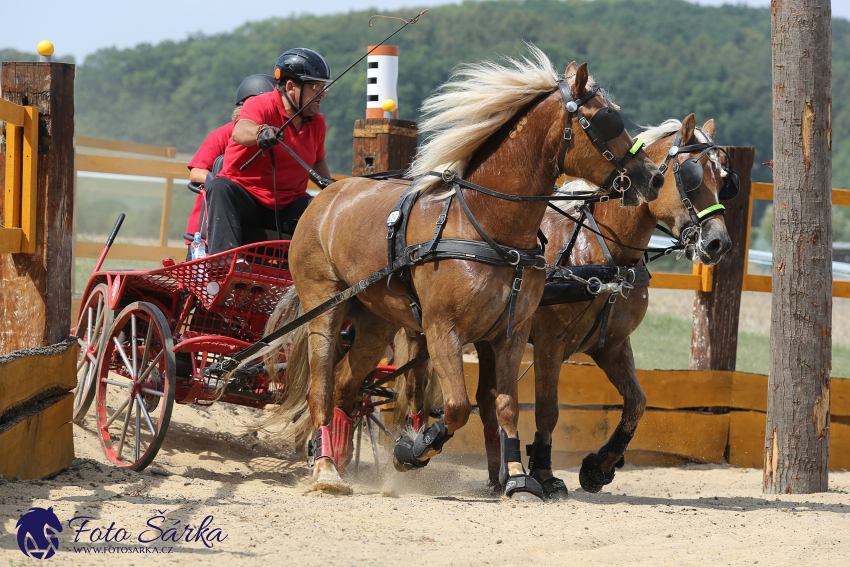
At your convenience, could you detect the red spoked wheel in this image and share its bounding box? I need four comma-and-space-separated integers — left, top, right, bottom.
95, 302, 176, 471
72, 284, 114, 424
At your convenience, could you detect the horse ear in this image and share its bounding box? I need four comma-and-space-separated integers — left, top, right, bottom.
680, 114, 696, 145
702, 119, 716, 141
565, 61, 577, 76
572, 63, 589, 98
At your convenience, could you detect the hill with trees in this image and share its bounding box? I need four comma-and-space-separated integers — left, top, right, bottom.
4, 0, 850, 239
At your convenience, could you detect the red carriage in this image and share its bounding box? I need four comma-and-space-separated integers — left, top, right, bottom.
71, 218, 395, 471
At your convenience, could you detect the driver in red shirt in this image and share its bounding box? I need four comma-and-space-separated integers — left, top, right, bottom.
206, 48, 333, 254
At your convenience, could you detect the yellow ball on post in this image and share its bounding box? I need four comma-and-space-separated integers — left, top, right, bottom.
382, 99, 397, 113
37, 41, 54, 56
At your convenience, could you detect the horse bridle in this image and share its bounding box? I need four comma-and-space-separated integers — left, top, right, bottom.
658, 129, 740, 246
556, 82, 646, 194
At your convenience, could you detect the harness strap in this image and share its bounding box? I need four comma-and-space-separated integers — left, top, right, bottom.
424, 194, 454, 254
452, 182, 520, 265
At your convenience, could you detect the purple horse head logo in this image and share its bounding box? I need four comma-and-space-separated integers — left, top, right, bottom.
16, 506, 63, 559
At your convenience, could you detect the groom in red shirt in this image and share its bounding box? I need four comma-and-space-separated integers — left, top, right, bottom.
206, 48, 333, 254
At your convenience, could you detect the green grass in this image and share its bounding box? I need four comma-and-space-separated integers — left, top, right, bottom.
630, 311, 850, 378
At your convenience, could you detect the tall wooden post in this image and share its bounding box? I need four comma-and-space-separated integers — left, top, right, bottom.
0, 63, 75, 353
765, 0, 832, 493
689, 147, 754, 371
352, 119, 418, 176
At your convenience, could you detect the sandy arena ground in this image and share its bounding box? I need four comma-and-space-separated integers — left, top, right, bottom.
2, 398, 849, 567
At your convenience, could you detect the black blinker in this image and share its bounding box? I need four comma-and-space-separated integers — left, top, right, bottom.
678, 158, 704, 193
719, 168, 740, 200
589, 105, 625, 143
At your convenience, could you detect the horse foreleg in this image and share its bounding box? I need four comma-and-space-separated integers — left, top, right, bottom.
393, 325, 469, 472
491, 323, 544, 503
525, 333, 569, 500
474, 341, 502, 490
580, 337, 646, 493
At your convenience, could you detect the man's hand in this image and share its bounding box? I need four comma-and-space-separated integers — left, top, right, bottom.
316, 176, 335, 189
257, 126, 281, 150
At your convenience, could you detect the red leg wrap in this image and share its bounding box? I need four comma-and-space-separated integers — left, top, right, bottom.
332, 408, 354, 466
309, 425, 334, 466
408, 409, 426, 433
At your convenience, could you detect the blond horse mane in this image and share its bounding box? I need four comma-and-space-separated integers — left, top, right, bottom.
408, 43, 587, 194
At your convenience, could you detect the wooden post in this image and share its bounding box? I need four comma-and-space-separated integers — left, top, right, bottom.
689, 147, 754, 371
352, 118, 417, 176
765, 0, 832, 494
0, 63, 75, 354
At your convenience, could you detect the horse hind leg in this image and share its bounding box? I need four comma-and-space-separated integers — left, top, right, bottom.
391, 329, 431, 435
331, 301, 399, 472
304, 303, 353, 494
579, 338, 646, 493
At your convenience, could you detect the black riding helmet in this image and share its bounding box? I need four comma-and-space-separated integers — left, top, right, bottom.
235, 74, 277, 106
274, 48, 332, 84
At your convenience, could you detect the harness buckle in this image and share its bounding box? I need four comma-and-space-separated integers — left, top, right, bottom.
436, 214, 447, 226
512, 277, 523, 292
608, 292, 618, 304
682, 197, 694, 211
599, 195, 610, 203
563, 127, 573, 141
603, 150, 615, 161
441, 170, 456, 183
508, 249, 522, 266
579, 117, 590, 130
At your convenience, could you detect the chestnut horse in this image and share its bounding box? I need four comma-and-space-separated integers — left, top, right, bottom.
397, 114, 733, 498
267, 46, 663, 496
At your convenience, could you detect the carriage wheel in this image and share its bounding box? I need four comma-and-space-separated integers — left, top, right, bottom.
95, 302, 176, 471
72, 284, 113, 424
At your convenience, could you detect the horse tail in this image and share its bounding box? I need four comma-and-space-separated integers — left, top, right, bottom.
249, 286, 314, 448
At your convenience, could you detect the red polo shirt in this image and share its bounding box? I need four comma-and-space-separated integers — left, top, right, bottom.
184, 122, 234, 242
218, 90, 326, 209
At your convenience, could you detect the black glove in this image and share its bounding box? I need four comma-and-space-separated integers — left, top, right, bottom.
257, 126, 280, 150
317, 176, 335, 189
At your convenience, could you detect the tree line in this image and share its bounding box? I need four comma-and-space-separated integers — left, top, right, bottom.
3, 0, 850, 239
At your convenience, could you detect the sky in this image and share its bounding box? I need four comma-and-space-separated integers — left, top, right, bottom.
2, 0, 848, 62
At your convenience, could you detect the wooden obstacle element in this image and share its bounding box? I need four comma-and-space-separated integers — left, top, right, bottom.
0, 338, 76, 479
438, 359, 850, 470
351, 118, 418, 176
0, 62, 76, 353
690, 146, 754, 371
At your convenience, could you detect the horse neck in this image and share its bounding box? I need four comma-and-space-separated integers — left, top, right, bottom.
589, 137, 674, 265
589, 199, 655, 266
460, 92, 564, 250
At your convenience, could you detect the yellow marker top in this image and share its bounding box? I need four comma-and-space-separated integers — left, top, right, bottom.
382, 99, 397, 112
37, 41, 54, 56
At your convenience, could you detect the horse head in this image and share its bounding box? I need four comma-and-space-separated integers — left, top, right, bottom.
561, 61, 664, 204
646, 114, 733, 266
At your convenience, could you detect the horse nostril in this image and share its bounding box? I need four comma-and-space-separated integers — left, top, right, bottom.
705, 238, 724, 256
651, 173, 665, 190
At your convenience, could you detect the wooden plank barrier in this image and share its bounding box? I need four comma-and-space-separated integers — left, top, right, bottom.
436, 360, 850, 470
0, 338, 77, 480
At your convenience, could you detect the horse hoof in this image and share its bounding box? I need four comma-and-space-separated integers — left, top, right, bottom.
579, 452, 615, 493
540, 477, 569, 500
392, 435, 429, 472
510, 491, 544, 503
307, 460, 353, 495
504, 474, 545, 503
